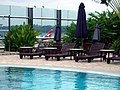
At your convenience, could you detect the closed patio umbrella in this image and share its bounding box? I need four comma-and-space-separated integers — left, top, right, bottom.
75, 2, 88, 47
54, 25, 62, 51
93, 24, 100, 42
54, 25, 61, 43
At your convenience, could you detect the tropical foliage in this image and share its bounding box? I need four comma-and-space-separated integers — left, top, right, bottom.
62, 22, 82, 47
3, 23, 41, 51
62, 10, 120, 49
108, 0, 120, 18
92, 0, 120, 18
110, 39, 120, 53
87, 10, 120, 48
62, 22, 76, 43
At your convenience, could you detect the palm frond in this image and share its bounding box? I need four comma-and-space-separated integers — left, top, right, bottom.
108, 0, 120, 18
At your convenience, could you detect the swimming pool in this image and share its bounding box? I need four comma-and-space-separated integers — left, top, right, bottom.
0, 66, 120, 90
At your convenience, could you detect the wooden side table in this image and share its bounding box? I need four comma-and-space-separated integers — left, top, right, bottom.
69, 48, 84, 60
99, 49, 115, 61
20, 47, 33, 53
43, 47, 57, 55
19, 47, 33, 59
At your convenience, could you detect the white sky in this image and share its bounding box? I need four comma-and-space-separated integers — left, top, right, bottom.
0, 0, 112, 12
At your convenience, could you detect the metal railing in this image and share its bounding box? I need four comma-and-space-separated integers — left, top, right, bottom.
0, 14, 77, 51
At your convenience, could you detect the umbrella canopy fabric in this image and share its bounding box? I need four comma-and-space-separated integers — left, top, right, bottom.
54, 25, 61, 43
75, 2, 88, 38
93, 24, 100, 42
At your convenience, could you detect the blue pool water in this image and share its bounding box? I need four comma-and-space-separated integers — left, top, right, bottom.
0, 67, 120, 90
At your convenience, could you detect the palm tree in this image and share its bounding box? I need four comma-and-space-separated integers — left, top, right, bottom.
92, 0, 120, 18
108, 0, 120, 18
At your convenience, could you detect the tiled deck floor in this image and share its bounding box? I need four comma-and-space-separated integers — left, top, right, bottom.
0, 53, 120, 76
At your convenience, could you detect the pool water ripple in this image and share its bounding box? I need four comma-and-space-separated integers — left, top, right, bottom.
0, 67, 120, 90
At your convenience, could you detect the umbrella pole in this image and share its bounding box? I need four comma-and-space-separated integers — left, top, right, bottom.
82, 38, 84, 48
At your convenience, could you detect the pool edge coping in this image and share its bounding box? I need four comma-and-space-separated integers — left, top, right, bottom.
0, 64, 120, 77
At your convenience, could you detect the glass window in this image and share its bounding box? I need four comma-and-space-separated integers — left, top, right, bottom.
0, 5, 9, 15
11, 18, 27, 26
68, 10, 77, 19
61, 10, 77, 19
61, 20, 77, 36
33, 19, 56, 34
33, 8, 41, 17
0, 17, 8, 40
33, 7, 56, 18
62, 10, 68, 19
11, 6, 27, 16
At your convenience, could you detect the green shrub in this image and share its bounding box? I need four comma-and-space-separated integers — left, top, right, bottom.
87, 11, 120, 47
110, 39, 120, 53
3, 23, 41, 51
62, 22, 81, 47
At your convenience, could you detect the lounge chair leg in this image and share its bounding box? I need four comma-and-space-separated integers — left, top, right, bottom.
45, 56, 49, 60
107, 59, 110, 64
100, 58, 102, 62
100, 57, 103, 62
30, 55, 33, 59
20, 55, 23, 59
103, 56, 106, 61
88, 59, 91, 63
57, 57, 60, 61
39, 55, 41, 57
75, 58, 78, 62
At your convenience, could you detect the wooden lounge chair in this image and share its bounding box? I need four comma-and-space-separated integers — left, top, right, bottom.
19, 44, 44, 59
44, 43, 76, 61
75, 42, 105, 63
107, 50, 120, 64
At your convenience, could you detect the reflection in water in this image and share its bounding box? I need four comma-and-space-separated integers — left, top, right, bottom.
0, 67, 35, 90
21, 68, 35, 90
54, 70, 62, 89
74, 72, 87, 90
0, 67, 120, 90
58, 71, 77, 90
85, 73, 120, 90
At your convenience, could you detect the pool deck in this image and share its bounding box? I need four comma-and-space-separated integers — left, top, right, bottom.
0, 53, 120, 76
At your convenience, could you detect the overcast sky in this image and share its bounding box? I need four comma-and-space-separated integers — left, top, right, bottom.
0, 0, 112, 12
